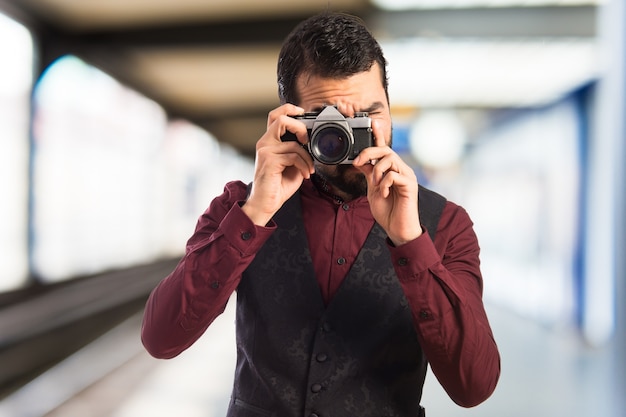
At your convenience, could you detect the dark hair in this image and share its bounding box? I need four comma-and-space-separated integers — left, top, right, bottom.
277, 12, 389, 105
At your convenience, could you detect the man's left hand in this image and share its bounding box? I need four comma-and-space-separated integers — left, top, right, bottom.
353, 120, 422, 246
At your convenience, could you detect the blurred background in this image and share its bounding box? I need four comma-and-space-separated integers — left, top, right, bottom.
0, 0, 624, 416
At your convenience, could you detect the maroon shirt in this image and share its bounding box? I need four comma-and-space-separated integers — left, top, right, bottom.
142, 179, 500, 407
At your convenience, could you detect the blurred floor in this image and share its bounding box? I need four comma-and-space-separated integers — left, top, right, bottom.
422, 305, 623, 417
3, 296, 623, 417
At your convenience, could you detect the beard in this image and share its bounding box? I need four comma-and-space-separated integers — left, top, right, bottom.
313, 128, 393, 201
314, 164, 368, 200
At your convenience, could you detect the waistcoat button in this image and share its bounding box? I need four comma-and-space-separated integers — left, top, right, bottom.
316, 353, 328, 362
311, 383, 322, 393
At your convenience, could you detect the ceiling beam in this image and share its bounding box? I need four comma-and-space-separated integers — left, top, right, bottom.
371, 6, 597, 39
49, 15, 318, 49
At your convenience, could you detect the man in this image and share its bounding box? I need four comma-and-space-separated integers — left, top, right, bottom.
142, 12, 500, 417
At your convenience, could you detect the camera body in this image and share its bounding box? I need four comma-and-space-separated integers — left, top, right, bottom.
281, 105, 373, 165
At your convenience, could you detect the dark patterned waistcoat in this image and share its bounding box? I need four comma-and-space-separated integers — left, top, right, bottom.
227, 186, 445, 417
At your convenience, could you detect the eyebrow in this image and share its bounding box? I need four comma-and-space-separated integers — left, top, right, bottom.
361, 101, 386, 113
312, 101, 386, 115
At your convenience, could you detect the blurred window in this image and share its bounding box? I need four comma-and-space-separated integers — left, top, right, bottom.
30, 55, 254, 282
452, 98, 583, 326
0, 13, 33, 291
31, 55, 169, 282
160, 120, 253, 256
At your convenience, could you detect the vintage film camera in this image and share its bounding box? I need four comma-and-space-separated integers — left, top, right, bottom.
281, 105, 373, 165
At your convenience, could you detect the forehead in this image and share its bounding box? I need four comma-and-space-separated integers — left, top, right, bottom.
295, 64, 387, 111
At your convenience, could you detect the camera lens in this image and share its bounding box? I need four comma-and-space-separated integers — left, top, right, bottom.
310, 126, 351, 164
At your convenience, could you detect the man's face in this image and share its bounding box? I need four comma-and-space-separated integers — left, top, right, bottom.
295, 63, 392, 199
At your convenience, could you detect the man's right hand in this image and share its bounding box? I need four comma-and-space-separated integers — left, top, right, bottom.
241, 104, 314, 226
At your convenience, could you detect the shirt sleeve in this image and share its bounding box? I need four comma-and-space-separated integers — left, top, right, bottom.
141, 181, 276, 359
389, 202, 501, 408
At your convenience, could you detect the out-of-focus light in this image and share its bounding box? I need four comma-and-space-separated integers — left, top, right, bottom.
409, 110, 466, 169
372, 0, 602, 10
0, 13, 33, 96
0, 12, 32, 291
383, 38, 598, 108
581, 0, 624, 348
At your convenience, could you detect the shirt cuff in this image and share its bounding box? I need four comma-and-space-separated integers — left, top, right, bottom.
388, 228, 441, 280
221, 201, 276, 256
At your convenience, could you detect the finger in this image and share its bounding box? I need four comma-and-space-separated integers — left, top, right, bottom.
380, 167, 418, 200
353, 151, 394, 187
353, 147, 384, 168
372, 169, 405, 199
288, 151, 315, 178
257, 144, 314, 178
262, 113, 309, 147
279, 115, 310, 145
273, 140, 315, 173
267, 103, 310, 146
267, 103, 305, 128
378, 170, 401, 198
375, 158, 393, 183
371, 118, 389, 147
368, 154, 401, 186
